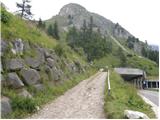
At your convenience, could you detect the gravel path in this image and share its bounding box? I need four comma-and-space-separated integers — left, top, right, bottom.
29, 72, 107, 119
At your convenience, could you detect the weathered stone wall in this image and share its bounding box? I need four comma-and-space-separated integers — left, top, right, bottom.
1, 38, 86, 117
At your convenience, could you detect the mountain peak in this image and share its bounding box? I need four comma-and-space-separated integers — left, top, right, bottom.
59, 3, 87, 16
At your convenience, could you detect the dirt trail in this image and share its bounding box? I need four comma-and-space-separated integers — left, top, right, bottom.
29, 72, 107, 119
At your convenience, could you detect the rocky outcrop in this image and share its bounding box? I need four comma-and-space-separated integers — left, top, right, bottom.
113, 23, 132, 39
7, 72, 24, 88
124, 110, 149, 119
1, 96, 12, 117
20, 68, 40, 85
49, 3, 132, 38
6, 59, 24, 71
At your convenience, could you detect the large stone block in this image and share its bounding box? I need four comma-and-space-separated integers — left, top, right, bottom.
6, 59, 24, 71
124, 110, 149, 119
46, 58, 55, 68
18, 89, 32, 98
25, 57, 42, 69
1, 96, 12, 117
1, 40, 8, 56
20, 68, 40, 85
7, 72, 24, 89
33, 84, 45, 91
11, 38, 24, 55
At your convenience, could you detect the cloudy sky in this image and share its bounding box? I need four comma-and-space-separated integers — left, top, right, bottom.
1, 0, 160, 45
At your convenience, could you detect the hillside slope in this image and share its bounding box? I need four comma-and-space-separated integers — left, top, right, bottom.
1, 7, 96, 118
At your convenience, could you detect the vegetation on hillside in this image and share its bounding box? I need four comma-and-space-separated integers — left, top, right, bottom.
66, 17, 112, 61
104, 70, 155, 118
1, 7, 97, 118
1, 7, 57, 48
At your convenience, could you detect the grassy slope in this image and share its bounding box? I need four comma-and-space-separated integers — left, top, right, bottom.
127, 55, 158, 76
104, 70, 155, 118
1, 8, 57, 49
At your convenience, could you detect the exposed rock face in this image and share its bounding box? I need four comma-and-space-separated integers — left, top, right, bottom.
6, 59, 24, 71
49, 3, 132, 38
59, 3, 87, 17
1, 96, 12, 117
124, 110, 149, 119
113, 23, 132, 39
18, 89, 32, 98
20, 68, 40, 85
7, 72, 24, 88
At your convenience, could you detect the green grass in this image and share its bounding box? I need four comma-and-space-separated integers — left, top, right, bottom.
104, 70, 156, 119
1, 7, 57, 49
127, 55, 158, 76
94, 54, 121, 68
2, 67, 97, 119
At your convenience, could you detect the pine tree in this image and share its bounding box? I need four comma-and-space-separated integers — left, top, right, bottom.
118, 47, 127, 66
47, 24, 53, 36
37, 18, 46, 29
89, 16, 93, 33
16, 0, 33, 19
53, 21, 59, 40
38, 18, 42, 27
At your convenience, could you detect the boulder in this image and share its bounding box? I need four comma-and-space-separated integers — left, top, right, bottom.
36, 48, 45, 63
34, 84, 45, 91
11, 38, 24, 55
20, 68, 40, 85
44, 49, 57, 59
43, 48, 51, 58
23, 41, 30, 52
1, 40, 8, 56
45, 65, 60, 81
18, 89, 32, 98
1, 96, 12, 117
1, 74, 6, 87
6, 59, 24, 71
124, 110, 149, 119
52, 67, 61, 81
46, 58, 55, 68
7, 72, 24, 89
45, 66, 55, 81
25, 57, 42, 69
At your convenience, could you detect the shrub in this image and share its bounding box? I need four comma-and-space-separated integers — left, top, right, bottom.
11, 96, 37, 113
1, 8, 11, 24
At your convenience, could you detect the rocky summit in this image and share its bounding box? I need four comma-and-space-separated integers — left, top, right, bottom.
47, 3, 132, 39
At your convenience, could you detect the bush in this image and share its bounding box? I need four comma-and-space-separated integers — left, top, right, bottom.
11, 96, 37, 113
1, 8, 11, 24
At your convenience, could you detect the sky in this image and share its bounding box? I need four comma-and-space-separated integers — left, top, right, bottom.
1, 0, 160, 45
